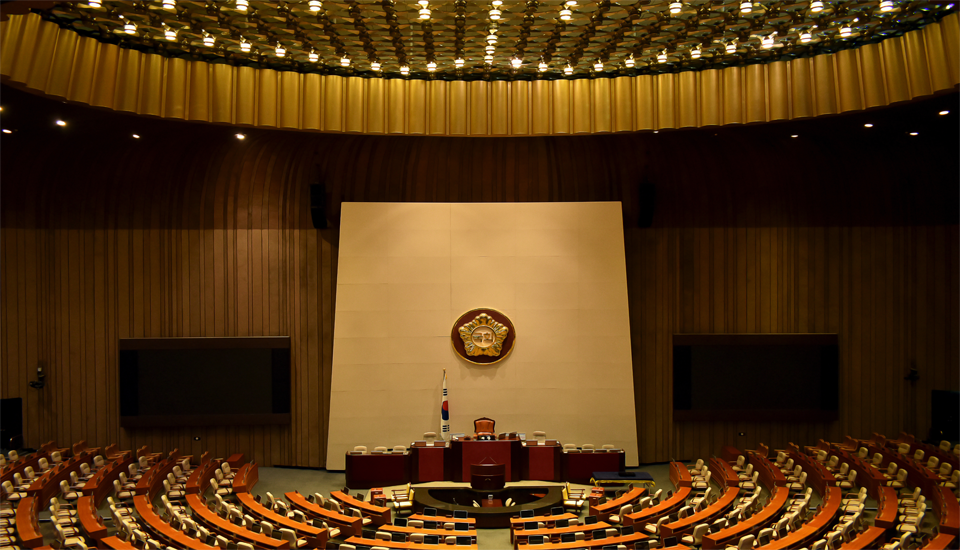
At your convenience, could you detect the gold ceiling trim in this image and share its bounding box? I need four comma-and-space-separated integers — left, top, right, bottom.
1, 12, 957, 135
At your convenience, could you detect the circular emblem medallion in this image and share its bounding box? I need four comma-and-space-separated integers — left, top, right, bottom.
451, 308, 516, 365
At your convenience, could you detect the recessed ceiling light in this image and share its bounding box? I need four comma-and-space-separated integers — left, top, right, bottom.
939, 110, 950, 115
2, 129, 12, 134
132, 134, 140, 139
56, 120, 66, 126
236, 133, 246, 140
791, 134, 798, 138
909, 132, 918, 136
653, 130, 659, 134
864, 123, 873, 128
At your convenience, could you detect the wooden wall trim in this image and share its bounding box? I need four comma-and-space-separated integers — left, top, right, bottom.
1, 12, 958, 136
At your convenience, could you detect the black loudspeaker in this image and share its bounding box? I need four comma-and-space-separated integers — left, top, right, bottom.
637, 182, 657, 228
309, 184, 327, 229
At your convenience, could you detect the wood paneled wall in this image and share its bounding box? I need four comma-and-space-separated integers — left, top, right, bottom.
1, 87, 957, 466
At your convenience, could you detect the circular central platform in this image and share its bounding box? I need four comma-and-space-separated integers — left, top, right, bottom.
413, 486, 564, 528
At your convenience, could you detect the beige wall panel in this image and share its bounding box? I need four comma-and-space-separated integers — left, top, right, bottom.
814, 55, 838, 116
572, 79, 592, 133
343, 76, 365, 133
941, 15, 960, 86
836, 49, 863, 113
322, 74, 343, 132
790, 58, 814, 119
365, 78, 385, 134
722, 67, 742, 125
592, 78, 613, 133
921, 23, 953, 92
235, 66, 256, 126
90, 43, 119, 109
428, 81, 447, 135
0, 15, 25, 78
162, 57, 187, 119
612, 77, 634, 132
551, 80, 571, 134
881, 38, 910, 103
66, 36, 99, 104
7, 14, 41, 84
768, 62, 789, 121
635, 75, 656, 130
258, 69, 279, 128
699, 70, 721, 126
328, 202, 639, 470
137, 54, 164, 117
23, 19, 58, 92
491, 80, 509, 135
211, 64, 235, 124
677, 71, 698, 128
408, 79, 427, 135
45, 30, 79, 99
903, 31, 933, 98
511, 81, 530, 136
280, 72, 302, 129
745, 64, 766, 123
387, 78, 406, 134
447, 80, 468, 135
113, 49, 142, 114
469, 81, 488, 135
188, 61, 210, 122
859, 44, 888, 109
531, 80, 551, 135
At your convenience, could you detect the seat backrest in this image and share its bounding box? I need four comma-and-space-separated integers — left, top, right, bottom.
736, 455, 745, 468
927, 456, 940, 470
563, 444, 577, 451
941, 463, 953, 476
858, 447, 869, 459
887, 462, 898, 475
897, 469, 908, 482
738, 534, 756, 550
353, 446, 368, 454
816, 450, 827, 462
913, 449, 924, 461
757, 528, 773, 545
897, 443, 910, 455
582, 444, 595, 450
474, 417, 495, 434
393, 445, 406, 452
260, 520, 274, 536
692, 523, 709, 543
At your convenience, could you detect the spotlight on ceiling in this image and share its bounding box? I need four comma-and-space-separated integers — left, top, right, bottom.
240, 39, 250, 52
489, 9, 501, 20
512, 57, 522, 69
132, 134, 140, 138
670, 2, 682, 14
371, 60, 381, 70
164, 26, 177, 41
487, 32, 498, 45
726, 41, 737, 53
657, 51, 667, 63
162, 0, 175, 9
810, 0, 823, 12
2, 129, 12, 134
309, 0, 322, 11
791, 134, 798, 138
484, 54, 494, 64
939, 110, 950, 115
740, 0, 752, 13
455, 58, 465, 68
909, 132, 918, 136
340, 56, 350, 67
538, 60, 548, 71
625, 55, 635, 67
691, 45, 701, 59
485, 44, 496, 54
800, 30, 812, 42
594, 61, 603, 71
564, 64, 573, 75
492, 0, 503, 5
419, 1, 431, 20
762, 34, 775, 48
839, 25, 852, 37
309, 50, 319, 62
879, 0, 893, 11
88, 0, 101, 7
124, 21, 137, 34
56, 120, 67, 127
427, 61, 437, 72
235, 133, 246, 140
560, 8, 572, 20
400, 65, 410, 75
203, 32, 215, 47
236, 0, 248, 12
864, 123, 874, 128
276, 43, 286, 57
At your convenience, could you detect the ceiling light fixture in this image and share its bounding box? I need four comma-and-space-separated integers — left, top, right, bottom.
56, 120, 67, 126
427, 61, 437, 71
625, 55, 635, 67
485, 44, 496, 54
740, 0, 752, 13
538, 60, 548, 71
455, 58, 465, 68
800, 30, 812, 42
594, 61, 603, 71
762, 34, 775, 48
419, 0, 431, 20
670, 2, 682, 14
657, 50, 667, 63
235, 133, 246, 140
864, 123, 874, 128
400, 65, 410, 75
909, 132, 918, 136
512, 57, 522, 68
132, 134, 140, 138
939, 110, 950, 115
726, 41, 737, 53
791, 134, 798, 138
203, 32, 215, 46
560, 8, 572, 20
164, 26, 177, 41
308, 0, 322, 11
240, 39, 250, 52
236, 0, 248, 12
487, 32, 498, 45
340, 56, 350, 66
309, 50, 319, 62
163, 0, 176, 9
492, 0, 503, 5
489, 9, 501, 20
124, 21, 137, 34
565, 0, 577, 5
2, 129, 12, 134
810, 0, 823, 12
564, 64, 573, 75
691, 45, 701, 59
484, 54, 494, 63
839, 25, 852, 37
371, 60, 381, 70
88, 0, 101, 7
276, 43, 286, 57
879, 0, 894, 10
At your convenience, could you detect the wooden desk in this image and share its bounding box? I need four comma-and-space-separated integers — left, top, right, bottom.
411, 443, 449, 483
660, 486, 739, 538
232, 463, 259, 494
522, 443, 562, 482
759, 486, 841, 550
931, 487, 959, 536
101, 536, 139, 549
14, 496, 44, 548
513, 521, 612, 544
236, 492, 328, 547
589, 486, 646, 521
707, 458, 740, 490
746, 451, 786, 487
922, 533, 958, 550
874, 487, 899, 530
1, 453, 46, 485
346, 535, 478, 550
379, 523, 477, 540
331, 490, 391, 526
186, 458, 221, 495
515, 531, 648, 549
346, 452, 411, 489
411, 513, 477, 527
623, 487, 692, 529
838, 526, 887, 550
561, 450, 626, 485
788, 450, 834, 496
449, 440, 523, 482
26, 450, 91, 501
83, 454, 134, 505
186, 494, 288, 549
510, 513, 576, 530
829, 446, 886, 498
225, 453, 245, 468
135, 451, 180, 499
720, 446, 743, 463
669, 461, 693, 489
78, 495, 108, 540
701, 486, 789, 549
285, 490, 364, 538
134, 495, 216, 550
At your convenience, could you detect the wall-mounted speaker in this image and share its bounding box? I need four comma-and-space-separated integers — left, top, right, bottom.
637, 182, 657, 228
309, 184, 327, 229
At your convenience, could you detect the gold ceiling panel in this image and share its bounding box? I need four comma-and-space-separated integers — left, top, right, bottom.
1, 12, 957, 135
27, 0, 959, 79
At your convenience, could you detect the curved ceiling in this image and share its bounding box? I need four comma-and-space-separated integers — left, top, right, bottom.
35, 0, 957, 80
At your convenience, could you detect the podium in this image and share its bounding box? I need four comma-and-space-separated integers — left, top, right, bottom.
448, 440, 522, 482
470, 463, 505, 490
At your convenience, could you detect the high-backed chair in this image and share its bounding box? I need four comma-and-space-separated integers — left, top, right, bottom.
424, 432, 437, 446
473, 417, 496, 440
352, 446, 368, 454
532, 431, 546, 445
